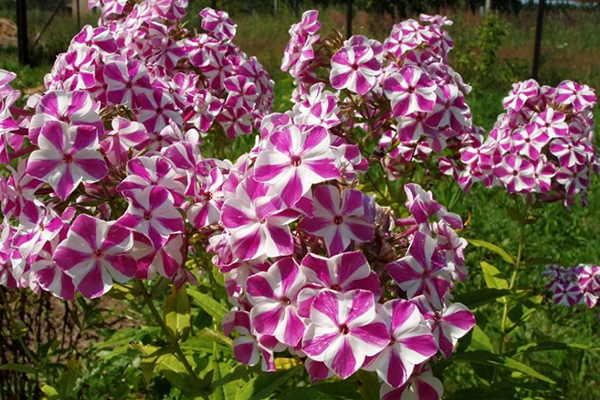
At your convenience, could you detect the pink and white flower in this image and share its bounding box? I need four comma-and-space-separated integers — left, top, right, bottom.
27, 121, 108, 201
254, 125, 340, 207
136, 88, 182, 133
415, 298, 475, 358
246, 257, 307, 347
494, 154, 536, 193
298, 185, 374, 256
30, 234, 76, 300
297, 251, 381, 317
118, 185, 184, 249
53, 214, 137, 299
386, 232, 452, 309
132, 233, 183, 279
200, 7, 237, 42
330, 45, 381, 95
220, 177, 295, 261
555, 80, 596, 112
380, 363, 444, 400
364, 299, 437, 388
384, 66, 437, 118
29, 90, 102, 145
103, 59, 152, 106
117, 155, 186, 206
502, 79, 539, 111
302, 289, 390, 379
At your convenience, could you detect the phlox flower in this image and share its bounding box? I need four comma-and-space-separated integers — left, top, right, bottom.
29, 90, 103, 145
103, 59, 152, 106
384, 65, 437, 118
27, 121, 108, 201
414, 297, 475, 358
404, 184, 462, 229
191, 89, 223, 133
31, 233, 75, 300
531, 107, 568, 138
117, 155, 186, 206
511, 124, 550, 161
118, 185, 184, 250
220, 177, 296, 261
246, 257, 307, 347
225, 310, 281, 372
302, 289, 390, 379
330, 45, 381, 95
101, 117, 148, 166
187, 167, 224, 229
386, 232, 452, 309
555, 80, 596, 112
502, 79, 539, 111
136, 88, 182, 133
380, 363, 443, 400
200, 7, 237, 41
53, 214, 137, 299
549, 138, 588, 169
132, 233, 183, 279
216, 105, 253, 139
60, 48, 98, 91
298, 185, 374, 256
553, 282, 582, 306
364, 300, 437, 388
297, 251, 381, 317
494, 154, 536, 193
71, 25, 118, 54
254, 125, 340, 208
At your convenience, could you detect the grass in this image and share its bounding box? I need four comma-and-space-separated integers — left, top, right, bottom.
0, 3, 599, 398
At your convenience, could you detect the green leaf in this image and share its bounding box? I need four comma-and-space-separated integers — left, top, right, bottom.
469, 326, 494, 352
182, 328, 233, 354
189, 289, 229, 325
211, 364, 258, 389
505, 205, 524, 223
156, 354, 196, 393
41, 385, 60, 400
0, 363, 40, 373
208, 343, 244, 400
285, 381, 361, 400
356, 370, 379, 400
58, 357, 80, 399
481, 261, 509, 290
451, 351, 556, 384
467, 239, 516, 265
454, 289, 511, 309
164, 286, 191, 341
236, 366, 301, 400
511, 341, 600, 355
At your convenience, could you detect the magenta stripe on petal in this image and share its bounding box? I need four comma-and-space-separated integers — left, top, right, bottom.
330, 338, 358, 379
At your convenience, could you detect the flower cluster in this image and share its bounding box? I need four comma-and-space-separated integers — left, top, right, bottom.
443, 79, 599, 206
543, 264, 600, 310
0, 6, 478, 399
281, 11, 478, 181
0, 0, 273, 300
215, 121, 475, 397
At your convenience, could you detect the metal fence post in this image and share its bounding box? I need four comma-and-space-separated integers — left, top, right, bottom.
346, 0, 353, 39
532, 0, 546, 80
16, 0, 29, 66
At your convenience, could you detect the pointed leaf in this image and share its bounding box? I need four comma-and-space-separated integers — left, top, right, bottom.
164, 286, 191, 341
189, 289, 229, 325
450, 351, 556, 384
467, 239, 516, 265
454, 289, 511, 309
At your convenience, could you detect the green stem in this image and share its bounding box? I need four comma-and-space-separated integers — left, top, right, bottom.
135, 280, 202, 387
494, 201, 529, 384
